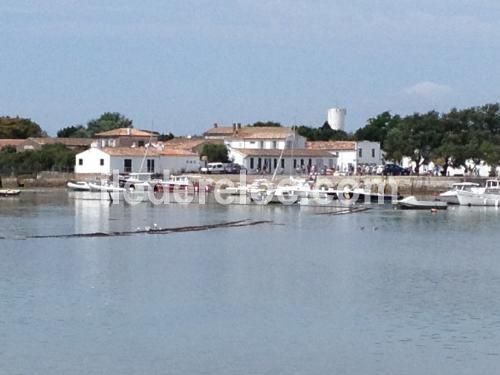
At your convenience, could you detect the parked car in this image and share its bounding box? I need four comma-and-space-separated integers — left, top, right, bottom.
200, 162, 225, 174
382, 164, 411, 176
224, 163, 246, 174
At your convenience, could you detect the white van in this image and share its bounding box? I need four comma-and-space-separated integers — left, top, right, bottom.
200, 162, 225, 174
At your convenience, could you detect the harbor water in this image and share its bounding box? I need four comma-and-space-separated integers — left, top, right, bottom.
1, 190, 500, 374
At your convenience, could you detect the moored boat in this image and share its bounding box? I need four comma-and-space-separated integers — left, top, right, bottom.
396, 196, 448, 210
0, 189, 21, 197
456, 179, 500, 206
438, 182, 480, 205
67, 181, 91, 191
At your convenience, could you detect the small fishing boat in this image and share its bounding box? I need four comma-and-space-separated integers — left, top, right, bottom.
396, 196, 448, 210
0, 189, 21, 197
67, 181, 91, 191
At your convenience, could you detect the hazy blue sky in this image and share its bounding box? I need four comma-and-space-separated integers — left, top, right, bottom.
2, 0, 500, 135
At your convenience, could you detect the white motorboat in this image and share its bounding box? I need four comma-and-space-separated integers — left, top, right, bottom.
88, 181, 126, 193
0, 189, 21, 197
438, 182, 480, 204
67, 181, 91, 191
456, 179, 500, 206
396, 196, 448, 210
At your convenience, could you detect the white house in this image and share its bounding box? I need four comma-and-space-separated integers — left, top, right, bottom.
306, 141, 382, 173
74, 146, 200, 176
230, 148, 336, 175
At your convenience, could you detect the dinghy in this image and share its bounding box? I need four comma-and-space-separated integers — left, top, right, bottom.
396, 196, 448, 210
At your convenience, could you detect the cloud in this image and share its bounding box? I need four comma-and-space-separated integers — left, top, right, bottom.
404, 81, 453, 98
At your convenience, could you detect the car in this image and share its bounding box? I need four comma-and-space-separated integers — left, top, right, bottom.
200, 162, 225, 174
224, 163, 246, 174
382, 164, 411, 176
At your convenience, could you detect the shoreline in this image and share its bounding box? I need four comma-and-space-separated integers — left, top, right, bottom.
0, 173, 487, 195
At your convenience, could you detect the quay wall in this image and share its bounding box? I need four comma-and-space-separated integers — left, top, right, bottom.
196, 175, 486, 195
0, 172, 487, 195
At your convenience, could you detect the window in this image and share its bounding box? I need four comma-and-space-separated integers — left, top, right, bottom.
300, 159, 304, 166
273, 159, 277, 169
308, 158, 312, 166
359, 148, 363, 158
250, 158, 254, 169
293, 159, 297, 168
138, 140, 145, 147
100, 159, 104, 166
273, 141, 277, 149
124, 159, 132, 173
257, 158, 262, 169
281, 159, 285, 168
286, 141, 292, 149
78, 158, 83, 166
147, 159, 155, 173
372, 148, 375, 158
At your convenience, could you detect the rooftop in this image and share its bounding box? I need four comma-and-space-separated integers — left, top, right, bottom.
101, 146, 198, 157
95, 128, 157, 137
0, 139, 24, 149
232, 148, 334, 158
306, 141, 356, 151
205, 125, 296, 139
27, 137, 93, 146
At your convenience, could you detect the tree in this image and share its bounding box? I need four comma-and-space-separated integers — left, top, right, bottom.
158, 132, 174, 141
354, 111, 400, 148
200, 144, 229, 163
0, 143, 76, 175
384, 111, 443, 174
250, 121, 282, 127
57, 125, 89, 138
0, 116, 45, 139
86, 112, 133, 136
295, 122, 351, 141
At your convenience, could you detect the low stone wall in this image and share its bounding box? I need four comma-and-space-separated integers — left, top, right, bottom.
193, 174, 486, 195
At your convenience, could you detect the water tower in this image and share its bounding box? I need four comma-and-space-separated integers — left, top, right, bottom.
327, 108, 347, 131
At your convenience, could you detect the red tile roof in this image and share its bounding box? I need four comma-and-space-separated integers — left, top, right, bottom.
233, 148, 334, 157
0, 139, 24, 149
306, 141, 356, 151
95, 128, 157, 137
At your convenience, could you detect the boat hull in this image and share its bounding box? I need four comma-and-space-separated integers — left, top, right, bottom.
457, 191, 500, 207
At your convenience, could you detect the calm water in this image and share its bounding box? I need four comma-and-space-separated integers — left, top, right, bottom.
1, 190, 500, 374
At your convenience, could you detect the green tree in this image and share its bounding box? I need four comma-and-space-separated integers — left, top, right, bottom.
86, 112, 133, 136
250, 121, 282, 127
57, 125, 89, 138
354, 111, 400, 148
385, 111, 443, 174
200, 144, 229, 163
158, 132, 174, 141
0, 116, 45, 139
295, 122, 351, 141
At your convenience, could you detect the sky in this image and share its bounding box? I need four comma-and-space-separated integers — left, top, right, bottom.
1, 0, 500, 136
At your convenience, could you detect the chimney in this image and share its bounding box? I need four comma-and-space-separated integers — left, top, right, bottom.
232, 123, 236, 133
214, 123, 218, 128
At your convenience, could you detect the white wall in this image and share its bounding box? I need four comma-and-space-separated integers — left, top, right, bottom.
357, 141, 382, 165
75, 148, 111, 174
336, 150, 357, 172
225, 135, 306, 150
230, 149, 335, 175
75, 148, 200, 175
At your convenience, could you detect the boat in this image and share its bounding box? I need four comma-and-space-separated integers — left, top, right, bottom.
438, 182, 480, 205
66, 181, 91, 191
456, 179, 500, 206
88, 181, 126, 193
0, 189, 21, 197
395, 196, 448, 210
